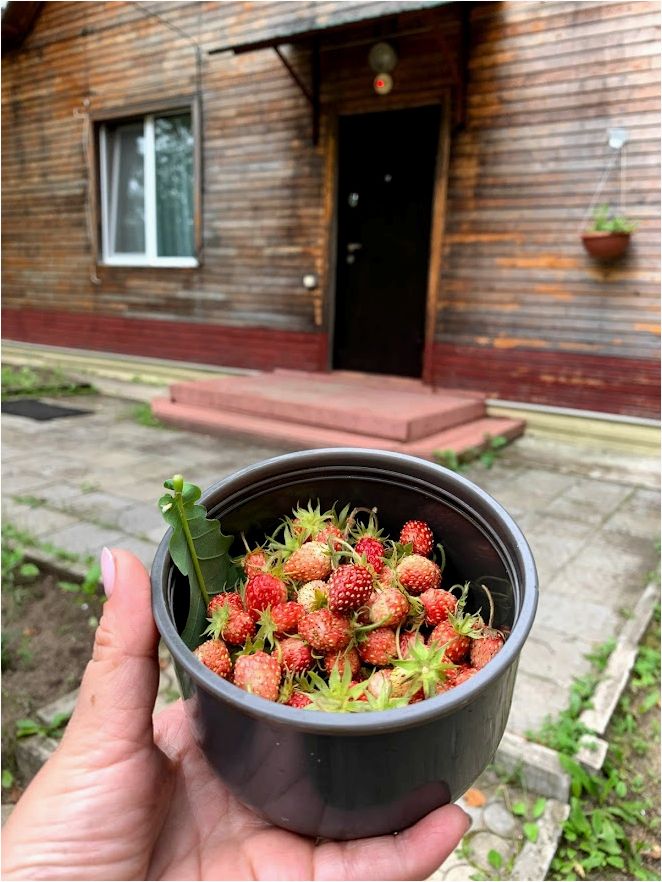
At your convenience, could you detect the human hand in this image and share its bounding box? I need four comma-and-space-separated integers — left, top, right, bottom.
1, 548, 470, 880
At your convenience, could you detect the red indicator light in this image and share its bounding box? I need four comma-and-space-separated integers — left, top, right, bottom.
376, 79, 385, 88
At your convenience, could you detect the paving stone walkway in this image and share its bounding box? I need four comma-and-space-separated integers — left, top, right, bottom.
2, 391, 659, 878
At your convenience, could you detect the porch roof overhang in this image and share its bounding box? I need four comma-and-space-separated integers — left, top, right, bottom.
208, 0, 460, 146
208, 1, 451, 56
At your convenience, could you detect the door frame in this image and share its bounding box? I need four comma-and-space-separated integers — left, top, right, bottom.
321, 90, 452, 384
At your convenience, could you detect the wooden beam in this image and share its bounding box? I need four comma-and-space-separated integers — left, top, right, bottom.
423, 91, 452, 387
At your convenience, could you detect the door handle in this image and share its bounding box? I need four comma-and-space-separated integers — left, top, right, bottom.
347, 243, 363, 253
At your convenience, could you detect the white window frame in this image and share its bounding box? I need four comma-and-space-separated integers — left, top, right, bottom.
99, 112, 197, 268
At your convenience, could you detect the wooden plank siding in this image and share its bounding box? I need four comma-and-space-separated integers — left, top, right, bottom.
2, 0, 660, 417
433, 1, 660, 415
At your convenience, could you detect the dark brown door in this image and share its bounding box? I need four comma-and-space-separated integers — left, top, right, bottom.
332, 105, 440, 377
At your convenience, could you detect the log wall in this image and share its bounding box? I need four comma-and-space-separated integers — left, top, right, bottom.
2, 1, 660, 416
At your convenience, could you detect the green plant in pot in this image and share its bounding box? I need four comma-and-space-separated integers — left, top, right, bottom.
581, 204, 637, 261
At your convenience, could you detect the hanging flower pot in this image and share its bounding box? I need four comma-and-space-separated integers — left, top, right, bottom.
581, 231, 631, 261
581, 204, 636, 262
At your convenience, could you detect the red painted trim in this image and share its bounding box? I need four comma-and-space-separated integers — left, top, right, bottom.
431, 343, 660, 419
2, 308, 328, 374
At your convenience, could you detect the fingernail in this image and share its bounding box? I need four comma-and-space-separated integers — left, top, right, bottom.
101, 547, 115, 598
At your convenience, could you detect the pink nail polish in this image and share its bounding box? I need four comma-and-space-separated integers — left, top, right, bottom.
100, 547, 115, 597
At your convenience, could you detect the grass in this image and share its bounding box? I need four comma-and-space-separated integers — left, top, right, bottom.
530, 606, 661, 881
434, 434, 509, 472
132, 402, 166, 428
1, 364, 97, 400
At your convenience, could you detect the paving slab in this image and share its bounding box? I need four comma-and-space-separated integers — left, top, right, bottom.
2, 390, 660, 881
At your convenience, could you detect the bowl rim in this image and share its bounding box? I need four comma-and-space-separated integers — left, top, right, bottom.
151, 447, 538, 735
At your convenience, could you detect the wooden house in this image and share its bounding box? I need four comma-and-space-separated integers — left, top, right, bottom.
2, 1, 660, 418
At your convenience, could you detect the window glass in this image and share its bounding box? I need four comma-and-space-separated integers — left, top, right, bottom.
108, 121, 145, 254
155, 113, 194, 257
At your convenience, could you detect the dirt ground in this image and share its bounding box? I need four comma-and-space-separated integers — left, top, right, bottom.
1, 569, 103, 801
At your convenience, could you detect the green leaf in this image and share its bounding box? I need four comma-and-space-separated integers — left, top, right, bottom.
58, 581, 80, 593
1, 769, 14, 789
18, 562, 39, 578
487, 848, 503, 869
159, 479, 238, 650
511, 801, 527, 816
523, 822, 539, 843
15, 718, 43, 738
532, 796, 547, 819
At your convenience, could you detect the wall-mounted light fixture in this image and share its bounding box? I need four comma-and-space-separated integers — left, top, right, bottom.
368, 41, 398, 96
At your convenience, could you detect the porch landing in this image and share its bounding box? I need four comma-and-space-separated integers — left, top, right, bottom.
152, 369, 525, 458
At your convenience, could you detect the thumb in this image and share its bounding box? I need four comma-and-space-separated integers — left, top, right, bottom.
64, 547, 160, 752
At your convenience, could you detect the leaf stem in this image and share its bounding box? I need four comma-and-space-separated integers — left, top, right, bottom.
175, 489, 210, 607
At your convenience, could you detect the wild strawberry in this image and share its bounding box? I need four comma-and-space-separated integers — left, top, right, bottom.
470, 629, 505, 670
357, 627, 397, 666
233, 651, 281, 701
400, 520, 434, 557
290, 501, 335, 541
271, 601, 304, 636
454, 666, 479, 686
379, 565, 399, 589
392, 638, 456, 698
306, 666, 367, 711
204, 601, 254, 646
420, 588, 457, 626
286, 690, 312, 708
366, 667, 411, 700
355, 536, 385, 575
429, 583, 483, 664
297, 580, 329, 612
368, 587, 409, 627
207, 592, 244, 615
194, 639, 232, 678
315, 523, 345, 550
324, 646, 361, 678
243, 549, 267, 579
396, 555, 441, 595
279, 636, 314, 673
327, 564, 373, 612
399, 628, 425, 658
245, 573, 288, 620
283, 542, 331, 582
298, 608, 352, 652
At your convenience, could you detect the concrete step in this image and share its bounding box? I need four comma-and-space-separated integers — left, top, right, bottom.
169, 374, 486, 442
152, 396, 524, 458
273, 369, 485, 400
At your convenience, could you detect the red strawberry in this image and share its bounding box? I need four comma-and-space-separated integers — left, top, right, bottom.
279, 636, 314, 673
233, 651, 281, 701
420, 588, 457, 626
194, 639, 232, 678
400, 520, 434, 556
283, 542, 331, 582
355, 536, 385, 575
399, 628, 425, 658
286, 690, 312, 708
470, 629, 505, 670
243, 549, 267, 579
297, 580, 329, 612
436, 664, 467, 692
368, 587, 409, 627
245, 573, 288, 620
396, 555, 441, 595
379, 565, 399, 589
324, 646, 361, 678
205, 602, 255, 646
429, 620, 471, 664
327, 564, 373, 612
454, 665, 479, 686
298, 608, 352, 652
315, 523, 345, 550
357, 627, 397, 666
207, 592, 244, 615
271, 601, 304, 636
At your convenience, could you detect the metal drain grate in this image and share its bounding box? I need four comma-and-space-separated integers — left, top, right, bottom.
1, 398, 94, 421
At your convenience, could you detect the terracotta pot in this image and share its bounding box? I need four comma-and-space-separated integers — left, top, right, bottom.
581, 231, 631, 260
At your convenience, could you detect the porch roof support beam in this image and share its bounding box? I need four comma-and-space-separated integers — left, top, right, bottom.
273, 42, 320, 147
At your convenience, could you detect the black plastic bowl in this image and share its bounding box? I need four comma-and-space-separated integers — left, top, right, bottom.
151, 448, 538, 840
